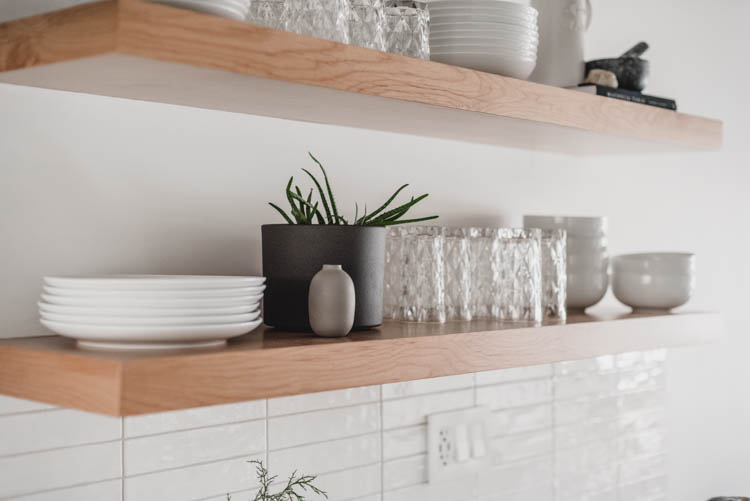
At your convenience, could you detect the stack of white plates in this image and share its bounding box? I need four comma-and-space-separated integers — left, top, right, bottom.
429, 0, 539, 79
151, 0, 250, 21
39, 275, 265, 350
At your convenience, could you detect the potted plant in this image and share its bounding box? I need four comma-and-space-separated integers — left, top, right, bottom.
262, 153, 437, 330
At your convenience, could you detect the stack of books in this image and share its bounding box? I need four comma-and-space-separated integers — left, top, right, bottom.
571, 84, 677, 111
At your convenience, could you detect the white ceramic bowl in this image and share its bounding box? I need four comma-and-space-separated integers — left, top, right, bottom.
430, 52, 536, 79
431, 45, 537, 60
430, 38, 538, 51
430, 13, 538, 29
611, 253, 695, 311
523, 215, 607, 237
430, 6, 538, 24
430, 29, 538, 40
567, 268, 609, 311
431, 22, 538, 38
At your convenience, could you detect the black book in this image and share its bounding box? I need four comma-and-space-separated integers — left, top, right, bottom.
572, 84, 678, 111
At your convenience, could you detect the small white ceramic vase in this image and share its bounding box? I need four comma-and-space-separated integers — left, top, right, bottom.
308, 264, 356, 337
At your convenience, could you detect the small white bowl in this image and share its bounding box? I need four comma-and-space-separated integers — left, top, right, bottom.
567, 268, 609, 311
611, 253, 695, 311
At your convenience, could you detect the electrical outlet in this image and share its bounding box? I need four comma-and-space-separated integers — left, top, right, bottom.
427, 406, 491, 483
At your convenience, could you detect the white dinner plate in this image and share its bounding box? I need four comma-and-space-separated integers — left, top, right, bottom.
41, 318, 263, 350
41, 293, 262, 308
45, 275, 265, 290
429, 0, 537, 13
431, 23, 538, 37
430, 6, 538, 23
153, 0, 248, 20
43, 285, 265, 298
431, 14, 537, 29
431, 52, 536, 79
431, 45, 537, 59
38, 301, 260, 317
430, 32, 538, 44
41, 310, 260, 326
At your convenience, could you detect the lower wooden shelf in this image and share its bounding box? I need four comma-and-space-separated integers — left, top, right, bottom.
0, 311, 721, 416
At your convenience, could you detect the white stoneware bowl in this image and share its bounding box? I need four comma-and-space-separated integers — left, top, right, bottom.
611, 253, 695, 311
566, 266, 609, 311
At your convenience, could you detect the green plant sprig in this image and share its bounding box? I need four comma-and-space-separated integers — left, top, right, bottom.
269, 153, 438, 226
227, 460, 327, 501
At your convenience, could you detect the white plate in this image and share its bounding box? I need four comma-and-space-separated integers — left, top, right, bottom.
41, 310, 260, 326
430, 6, 538, 23
43, 285, 265, 298
431, 14, 537, 28
44, 275, 265, 290
430, 32, 538, 44
431, 45, 537, 59
429, 0, 537, 13
41, 293, 262, 308
38, 301, 260, 317
153, 0, 248, 20
431, 52, 536, 79
40, 318, 263, 350
431, 19, 537, 31
431, 39, 538, 51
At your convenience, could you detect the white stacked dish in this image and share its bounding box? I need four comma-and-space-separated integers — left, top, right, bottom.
151, 0, 250, 21
39, 275, 265, 350
612, 253, 695, 311
523, 215, 608, 312
429, 0, 538, 79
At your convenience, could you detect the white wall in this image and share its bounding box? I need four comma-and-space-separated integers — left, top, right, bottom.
1, 0, 749, 499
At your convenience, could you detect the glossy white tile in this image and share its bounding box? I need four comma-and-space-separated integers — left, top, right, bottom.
383, 454, 425, 490
0, 409, 121, 456
313, 463, 381, 501
619, 475, 667, 501
382, 389, 473, 429
125, 419, 266, 476
491, 429, 553, 465
487, 403, 552, 437
268, 386, 379, 417
619, 454, 666, 485
0, 395, 54, 415
0, 442, 121, 498
477, 456, 553, 497
11, 479, 122, 501
383, 424, 426, 460
124, 400, 265, 438
475, 364, 552, 386
124, 453, 263, 501
476, 379, 553, 411
269, 433, 380, 480
383, 473, 478, 501
268, 403, 380, 450
382, 374, 473, 400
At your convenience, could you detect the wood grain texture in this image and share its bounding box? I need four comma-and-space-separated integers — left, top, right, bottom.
0, 1, 722, 152
0, 1, 117, 72
0, 312, 722, 415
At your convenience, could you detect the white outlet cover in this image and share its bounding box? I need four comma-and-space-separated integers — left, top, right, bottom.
427, 406, 491, 483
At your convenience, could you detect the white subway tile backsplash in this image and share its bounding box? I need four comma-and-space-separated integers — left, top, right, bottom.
268, 386, 379, 417
0, 395, 54, 415
124, 453, 263, 501
382, 374, 473, 399
476, 379, 553, 410
0, 442, 121, 498
487, 403, 552, 437
125, 419, 266, 476
619, 475, 667, 501
491, 429, 553, 464
383, 474, 478, 501
314, 463, 381, 501
269, 433, 380, 480
619, 454, 666, 485
477, 456, 553, 497
383, 424, 426, 460
475, 364, 552, 386
124, 400, 265, 437
0, 409, 120, 456
268, 403, 380, 450
10, 480, 122, 501
382, 389, 473, 429
383, 454, 426, 490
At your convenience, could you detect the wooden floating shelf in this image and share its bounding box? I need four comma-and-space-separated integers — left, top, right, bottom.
0, 0, 722, 154
0, 311, 721, 416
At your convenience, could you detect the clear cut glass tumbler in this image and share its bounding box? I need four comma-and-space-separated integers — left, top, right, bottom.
384, 0, 430, 59
247, 0, 286, 29
541, 229, 567, 321
491, 228, 542, 324
283, 0, 351, 43
443, 228, 472, 321
349, 0, 386, 50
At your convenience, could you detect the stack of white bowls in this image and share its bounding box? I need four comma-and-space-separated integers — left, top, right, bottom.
151, 0, 251, 21
429, 0, 538, 79
523, 216, 608, 312
612, 253, 695, 311
39, 275, 265, 350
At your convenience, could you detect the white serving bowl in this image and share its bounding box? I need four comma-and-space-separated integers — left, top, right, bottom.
430, 52, 536, 79
611, 253, 695, 311
523, 215, 607, 238
567, 268, 609, 311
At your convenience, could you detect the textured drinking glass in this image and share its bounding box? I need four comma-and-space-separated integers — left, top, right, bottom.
466, 227, 496, 319
384, 0, 429, 59
248, 0, 286, 29
349, 0, 386, 50
443, 228, 472, 320
383, 228, 404, 320
541, 229, 567, 321
491, 228, 542, 323
386, 226, 445, 322
283, 0, 351, 43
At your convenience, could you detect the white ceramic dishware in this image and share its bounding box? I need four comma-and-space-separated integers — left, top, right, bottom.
43, 285, 265, 298
40, 318, 263, 350
431, 53, 537, 79
611, 253, 695, 311
430, 45, 537, 59
152, 0, 249, 20
40, 293, 262, 308
41, 310, 260, 326
38, 302, 259, 317
44, 275, 265, 290
430, 13, 537, 28
431, 22, 538, 37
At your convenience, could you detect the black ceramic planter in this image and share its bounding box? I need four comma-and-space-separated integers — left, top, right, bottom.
261, 224, 386, 330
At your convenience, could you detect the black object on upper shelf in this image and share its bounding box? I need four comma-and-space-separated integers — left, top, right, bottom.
574, 84, 677, 111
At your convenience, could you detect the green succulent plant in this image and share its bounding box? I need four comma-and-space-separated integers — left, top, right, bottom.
269, 153, 438, 226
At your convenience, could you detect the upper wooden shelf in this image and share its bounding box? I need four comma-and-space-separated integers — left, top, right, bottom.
0, 0, 722, 154
0, 311, 721, 416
